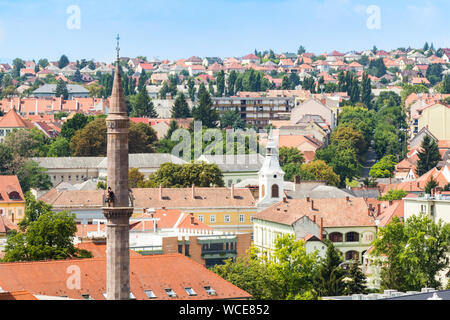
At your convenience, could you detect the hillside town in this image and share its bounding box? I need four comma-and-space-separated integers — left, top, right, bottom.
0, 41, 450, 303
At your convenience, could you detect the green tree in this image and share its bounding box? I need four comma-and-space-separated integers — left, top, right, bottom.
142, 162, 224, 188
424, 176, 439, 195
70, 117, 107, 156
58, 55, 70, 69
369, 155, 397, 178
342, 262, 368, 295
379, 189, 407, 201
219, 108, 245, 129
268, 234, 320, 300
55, 79, 69, 100
372, 214, 450, 291
18, 192, 53, 231
128, 122, 158, 153
192, 84, 219, 128
316, 241, 345, 297
16, 160, 52, 192
131, 86, 158, 118
3, 128, 50, 158
61, 113, 92, 141
416, 135, 441, 176
171, 92, 191, 118
129, 168, 145, 188
216, 70, 225, 97
47, 137, 71, 157
300, 160, 341, 187
361, 72, 372, 109
211, 248, 276, 300
3, 211, 90, 262
279, 147, 305, 167
72, 69, 82, 83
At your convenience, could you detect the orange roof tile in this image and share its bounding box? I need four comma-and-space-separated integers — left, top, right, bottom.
0, 109, 34, 129
0, 255, 252, 300
255, 198, 376, 228
0, 291, 38, 300
0, 176, 25, 205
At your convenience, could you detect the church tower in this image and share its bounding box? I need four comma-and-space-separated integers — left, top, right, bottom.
257, 130, 285, 210
102, 35, 134, 300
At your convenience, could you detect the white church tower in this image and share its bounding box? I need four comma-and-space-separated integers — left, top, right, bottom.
257, 130, 285, 210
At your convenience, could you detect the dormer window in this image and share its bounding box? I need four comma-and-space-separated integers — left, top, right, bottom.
8, 191, 21, 201
165, 288, 177, 298
204, 286, 217, 296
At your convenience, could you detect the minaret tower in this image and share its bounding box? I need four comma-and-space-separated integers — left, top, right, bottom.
257, 130, 285, 210
103, 35, 133, 300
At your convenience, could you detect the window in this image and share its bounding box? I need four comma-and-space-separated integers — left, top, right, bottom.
145, 290, 157, 299
271, 184, 279, 198
346, 251, 359, 261
129, 292, 136, 300
185, 288, 197, 296
210, 215, 216, 223
185, 244, 190, 256
198, 215, 204, 223
224, 215, 231, 223
239, 214, 245, 223
329, 232, 343, 243
178, 244, 183, 254
346, 232, 360, 243
420, 205, 427, 213
165, 288, 177, 298
204, 286, 217, 296
0, 130, 4, 136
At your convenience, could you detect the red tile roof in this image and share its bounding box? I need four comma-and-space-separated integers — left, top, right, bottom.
0, 109, 34, 129
0, 255, 252, 300
255, 198, 376, 228
75, 242, 141, 258
0, 291, 38, 300
0, 176, 25, 204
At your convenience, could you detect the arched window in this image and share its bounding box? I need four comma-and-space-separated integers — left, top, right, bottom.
345, 251, 359, 261
8, 191, 21, 201
271, 184, 279, 198
261, 184, 265, 198
329, 232, 343, 243
346, 232, 360, 243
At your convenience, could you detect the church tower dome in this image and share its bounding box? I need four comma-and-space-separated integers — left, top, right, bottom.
257, 130, 285, 210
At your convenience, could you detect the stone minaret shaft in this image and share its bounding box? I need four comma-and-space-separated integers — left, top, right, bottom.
103, 35, 133, 301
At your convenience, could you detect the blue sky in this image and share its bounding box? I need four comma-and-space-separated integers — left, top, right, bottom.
0, 0, 449, 63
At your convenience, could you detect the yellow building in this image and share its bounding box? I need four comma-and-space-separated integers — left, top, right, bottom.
418, 103, 450, 141
39, 186, 258, 234
0, 176, 26, 223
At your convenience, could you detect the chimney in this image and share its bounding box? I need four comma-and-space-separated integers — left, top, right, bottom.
312, 215, 316, 223
192, 184, 195, 200
377, 204, 381, 217
311, 200, 315, 210
346, 196, 350, 202
190, 213, 195, 225
306, 197, 311, 202
231, 184, 235, 199
320, 218, 324, 241
389, 200, 393, 206
76, 100, 79, 112
35, 99, 38, 115
159, 184, 163, 201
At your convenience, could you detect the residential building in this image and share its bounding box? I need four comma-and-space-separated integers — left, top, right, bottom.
39, 186, 257, 234
417, 103, 450, 141
212, 95, 294, 129
0, 176, 26, 224
254, 197, 380, 263
0, 109, 34, 143
197, 154, 265, 187
291, 98, 336, 129
33, 84, 89, 99
33, 153, 187, 186
0, 254, 252, 300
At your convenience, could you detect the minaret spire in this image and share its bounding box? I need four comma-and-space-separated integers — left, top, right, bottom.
103, 35, 133, 301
